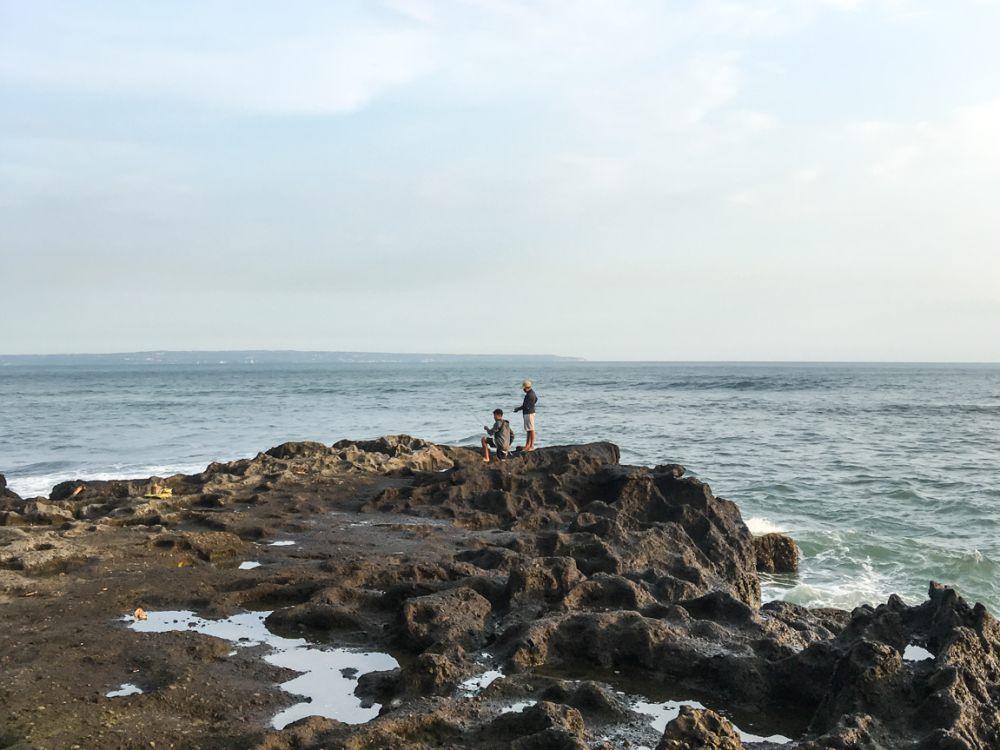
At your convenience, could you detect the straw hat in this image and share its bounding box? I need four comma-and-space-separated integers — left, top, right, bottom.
522, 379, 532, 389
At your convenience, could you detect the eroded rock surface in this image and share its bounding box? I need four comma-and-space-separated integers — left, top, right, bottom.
1, 439, 997, 750
754, 532, 800, 574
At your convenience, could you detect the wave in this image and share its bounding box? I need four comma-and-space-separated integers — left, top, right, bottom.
744, 516, 787, 535
7, 461, 209, 499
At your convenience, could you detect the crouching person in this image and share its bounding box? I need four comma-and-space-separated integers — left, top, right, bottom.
482, 409, 514, 463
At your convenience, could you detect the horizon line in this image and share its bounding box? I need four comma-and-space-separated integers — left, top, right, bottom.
1, 349, 999, 365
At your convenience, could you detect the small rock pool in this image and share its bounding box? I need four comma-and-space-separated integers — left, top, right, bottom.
127, 610, 398, 729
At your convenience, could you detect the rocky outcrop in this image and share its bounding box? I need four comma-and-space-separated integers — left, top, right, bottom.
754, 532, 799, 573
3, 439, 998, 750
657, 706, 743, 750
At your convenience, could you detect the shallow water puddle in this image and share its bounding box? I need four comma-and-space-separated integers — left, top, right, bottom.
499, 699, 537, 714
128, 610, 398, 729
459, 668, 504, 694
903, 644, 934, 662
106, 683, 142, 698
631, 699, 792, 745
268, 540, 296, 547
238, 561, 261, 570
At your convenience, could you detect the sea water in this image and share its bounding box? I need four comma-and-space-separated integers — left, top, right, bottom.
2, 361, 998, 613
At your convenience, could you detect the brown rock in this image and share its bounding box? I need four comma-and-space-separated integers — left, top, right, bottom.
656, 706, 743, 750
754, 532, 799, 573
400, 586, 492, 649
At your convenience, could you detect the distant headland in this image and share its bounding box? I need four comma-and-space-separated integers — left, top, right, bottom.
0, 350, 584, 366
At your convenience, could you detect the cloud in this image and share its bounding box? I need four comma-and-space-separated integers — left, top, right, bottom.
0, 4, 437, 115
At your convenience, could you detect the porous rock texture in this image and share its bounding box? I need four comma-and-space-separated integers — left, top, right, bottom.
0, 438, 997, 749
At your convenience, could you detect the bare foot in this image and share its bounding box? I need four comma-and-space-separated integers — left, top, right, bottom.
482, 457, 491, 463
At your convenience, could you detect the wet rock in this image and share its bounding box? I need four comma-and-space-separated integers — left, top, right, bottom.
399, 650, 467, 695
656, 706, 743, 750
538, 680, 629, 719
265, 603, 365, 633
561, 573, 656, 612
480, 701, 587, 750
754, 532, 799, 574
355, 667, 402, 704
505, 556, 586, 606
0, 474, 22, 505
151, 531, 251, 562
400, 586, 492, 650
21, 500, 75, 525
773, 582, 1000, 748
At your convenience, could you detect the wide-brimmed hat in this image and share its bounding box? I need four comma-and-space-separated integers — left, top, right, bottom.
522, 379, 532, 389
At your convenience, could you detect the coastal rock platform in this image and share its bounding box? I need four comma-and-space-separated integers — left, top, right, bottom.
1, 438, 997, 749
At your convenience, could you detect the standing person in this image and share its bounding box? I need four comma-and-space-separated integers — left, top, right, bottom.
481, 409, 513, 463
513, 379, 538, 451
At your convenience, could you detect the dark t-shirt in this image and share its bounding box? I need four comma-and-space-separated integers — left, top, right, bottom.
521, 388, 537, 414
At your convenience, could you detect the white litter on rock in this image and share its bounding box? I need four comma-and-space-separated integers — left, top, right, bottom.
106, 683, 142, 698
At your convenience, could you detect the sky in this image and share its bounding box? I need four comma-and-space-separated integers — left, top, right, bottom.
2, 1, 1000, 361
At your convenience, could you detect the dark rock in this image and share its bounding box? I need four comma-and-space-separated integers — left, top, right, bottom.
265, 603, 365, 633
505, 556, 586, 606
480, 701, 587, 750
400, 586, 492, 650
754, 532, 800, 573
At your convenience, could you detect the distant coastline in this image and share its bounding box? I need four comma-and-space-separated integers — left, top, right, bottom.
0, 350, 584, 366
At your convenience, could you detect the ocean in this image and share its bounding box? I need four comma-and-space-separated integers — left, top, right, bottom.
2, 361, 998, 614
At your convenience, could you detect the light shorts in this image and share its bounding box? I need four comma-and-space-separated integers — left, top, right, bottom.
523, 412, 536, 432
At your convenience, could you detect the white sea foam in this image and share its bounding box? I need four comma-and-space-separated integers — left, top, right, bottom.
745, 517, 786, 535
7, 462, 208, 499
762, 558, 898, 610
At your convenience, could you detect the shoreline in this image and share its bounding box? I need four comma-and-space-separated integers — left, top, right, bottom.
1, 437, 997, 748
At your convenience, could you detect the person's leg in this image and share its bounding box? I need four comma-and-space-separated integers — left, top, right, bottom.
481, 436, 491, 462
524, 413, 536, 451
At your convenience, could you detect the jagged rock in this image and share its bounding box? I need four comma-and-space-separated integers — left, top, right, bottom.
538, 681, 629, 718
400, 586, 492, 650
0, 474, 22, 504
5, 438, 998, 750
399, 650, 467, 695
265, 602, 365, 633
505, 556, 586, 606
656, 706, 743, 749
21, 500, 75, 524
754, 532, 799, 573
772, 583, 1000, 748
150, 530, 251, 561
480, 701, 587, 750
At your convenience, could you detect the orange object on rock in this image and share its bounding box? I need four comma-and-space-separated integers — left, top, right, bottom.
134, 607, 147, 621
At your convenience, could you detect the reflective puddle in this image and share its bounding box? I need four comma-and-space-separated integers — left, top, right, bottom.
238, 561, 261, 570
459, 668, 504, 694
128, 610, 398, 729
903, 644, 933, 662
631, 698, 792, 745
